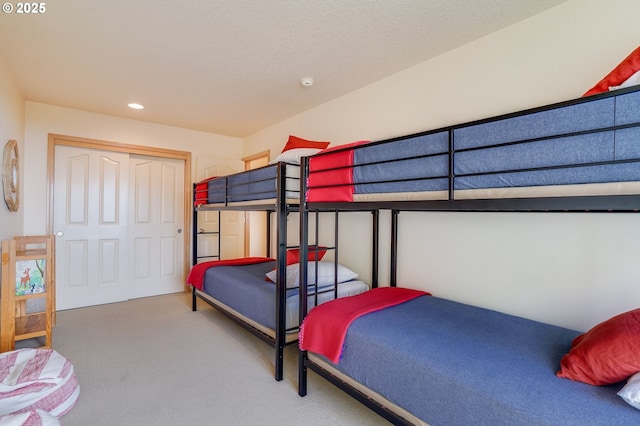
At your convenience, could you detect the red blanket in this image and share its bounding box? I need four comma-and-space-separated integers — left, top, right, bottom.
186, 257, 274, 290
307, 141, 368, 202
194, 177, 216, 207
299, 287, 429, 363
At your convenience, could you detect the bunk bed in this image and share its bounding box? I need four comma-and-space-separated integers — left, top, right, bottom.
188, 153, 369, 381
297, 85, 640, 424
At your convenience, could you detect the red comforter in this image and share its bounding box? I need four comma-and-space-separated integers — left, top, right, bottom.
299, 287, 429, 363
306, 141, 368, 202
186, 257, 274, 290
193, 177, 216, 207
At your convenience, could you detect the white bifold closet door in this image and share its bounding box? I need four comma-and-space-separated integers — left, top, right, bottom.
54, 146, 184, 310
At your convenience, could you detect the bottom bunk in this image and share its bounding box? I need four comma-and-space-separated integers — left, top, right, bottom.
299, 288, 640, 425
188, 258, 369, 377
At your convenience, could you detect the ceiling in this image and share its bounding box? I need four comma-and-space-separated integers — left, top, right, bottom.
0, 0, 568, 138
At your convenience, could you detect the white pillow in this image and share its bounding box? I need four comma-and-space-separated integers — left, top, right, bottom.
618, 371, 640, 410
265, 264, 299, 289
269, 148, 322, 165
265, 261, 358, 288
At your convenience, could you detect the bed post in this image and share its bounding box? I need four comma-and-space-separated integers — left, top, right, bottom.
333, 209, 339, 299
390, 210, 399, 287
372, 210, 379, 289
266, 211, 272, 258
192, 184, 198, 267
298, 157, 310, 396
448, 128, 454, 202
192, 183, 198, 311
314, 210, 322, 306
191, 286, 197, 311
274, 162, 287, 382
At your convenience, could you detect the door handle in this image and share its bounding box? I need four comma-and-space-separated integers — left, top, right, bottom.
56, 231, 64, 237
177, 228, 182, 233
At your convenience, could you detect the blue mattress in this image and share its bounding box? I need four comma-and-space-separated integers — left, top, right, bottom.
353, 131, 449, 194
453, 90, 640, 191
329, 295, 639, 425
200, 262, 368, 331
202, 261, 290, 330
306, 87, 640, 202
207, 163, 300, 204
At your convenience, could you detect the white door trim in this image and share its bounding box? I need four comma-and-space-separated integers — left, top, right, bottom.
47, 134, 192, 293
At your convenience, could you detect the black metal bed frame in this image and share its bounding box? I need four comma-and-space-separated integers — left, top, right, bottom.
190, 162, 299, 381
297, 86, 640, 424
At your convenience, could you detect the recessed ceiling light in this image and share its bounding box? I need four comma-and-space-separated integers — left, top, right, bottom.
128, 103, 144, 110
300, 77, 314, 87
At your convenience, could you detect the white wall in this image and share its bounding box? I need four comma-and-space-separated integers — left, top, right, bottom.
23, 102, 243, 236
243, 0, 640, 331
0, 54, 24, 240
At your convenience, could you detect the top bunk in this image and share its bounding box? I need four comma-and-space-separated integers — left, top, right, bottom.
194, 162, 301, 212
302, 85, 640, 213
194, 136, 330, 212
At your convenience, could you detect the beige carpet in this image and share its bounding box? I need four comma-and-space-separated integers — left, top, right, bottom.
52, 292, 390, 425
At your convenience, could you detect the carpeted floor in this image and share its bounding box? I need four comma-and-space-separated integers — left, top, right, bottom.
53, 292, 390, 425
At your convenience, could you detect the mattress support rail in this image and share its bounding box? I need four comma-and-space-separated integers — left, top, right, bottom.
192, 287, 296, 346
302, 357, 415, 426
304, 195, 640, 213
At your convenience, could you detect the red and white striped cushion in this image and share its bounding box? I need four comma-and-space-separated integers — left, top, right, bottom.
0, 409, 60, 425
0, 349, 79, 421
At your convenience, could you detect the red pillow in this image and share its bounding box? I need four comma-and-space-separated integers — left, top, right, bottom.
583, 46, 640, 97
285, 246, 327, 265
281, 135, 330, 153
556, 308, 640, 385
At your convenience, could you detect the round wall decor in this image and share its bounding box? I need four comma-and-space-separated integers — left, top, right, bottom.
2, 139, 19, 212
